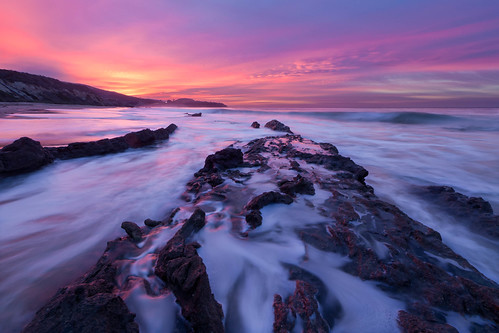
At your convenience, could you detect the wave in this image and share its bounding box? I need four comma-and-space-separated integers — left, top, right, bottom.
208, 108, 499, 131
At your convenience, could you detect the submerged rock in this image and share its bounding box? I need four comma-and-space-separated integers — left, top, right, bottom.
0, 137, 53, 174
416, 185, 499, 239
264, 119, 293, 134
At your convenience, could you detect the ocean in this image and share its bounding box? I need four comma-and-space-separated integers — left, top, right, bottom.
1, 106, 498, 332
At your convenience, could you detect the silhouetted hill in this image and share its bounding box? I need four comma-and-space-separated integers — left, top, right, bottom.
0, 69, 162, 107
166, 98, 226, 108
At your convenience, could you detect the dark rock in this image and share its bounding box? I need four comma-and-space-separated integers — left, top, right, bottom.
121, 222, 143, 242
264, 119, 293, 134
397, 310, 458, 333
287, 150, 368, 183
186, 112, 202, 117
273, 294, 295, 333
0, 137, 53, 174
162, 207, 180, 225
124, 129, 156, 148
273, 281, 329, 333
245, 210, 263, 229
319, 142, 339, 154
245, 191, 293, 211
278, 175, 315, 196
197, 148, 244, 174
251, 121, 260, 128
23, 292, 138, 333
154, 209, 224, 333
44, 125, 178, 160
23, 238, 140, 333
416, 186, 499, 239
144, 218, 161, 228
178, 208, 206, 239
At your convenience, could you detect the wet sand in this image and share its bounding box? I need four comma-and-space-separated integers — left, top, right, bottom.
0, 102, 111, 118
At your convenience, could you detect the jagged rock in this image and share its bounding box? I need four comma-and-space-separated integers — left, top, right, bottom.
196, 147, 244, 175
264, 119, 293, 134
416, 186, 499, 239
22, 238, 140, 333
251, 121, 260, 128
121, 222, 143, 242
245, 191, 293, 210
186, 112, 202, 117
245, 210, 263, 229
273, 281, 329, 333
144, 218, 161, 228
0, 137, 53, 174
154, 209, 224, 332
397, 310, 458, 333
47, 125, 178, 160
124, 129, 156, 148
319, 142, 339, 154
278, 174, 315, 196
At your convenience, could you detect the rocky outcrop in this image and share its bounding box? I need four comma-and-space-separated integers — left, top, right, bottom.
24, 122, 499, 332
264, 119, 293, 134
251, 121, 260, 128
0, 137, 54, 174
416, 186, 499, 239
154, 208, 225, 333
0, 69, 161, 107
22, 239, 140, 333
0, 124, 177, 176
46, 124, 177, 160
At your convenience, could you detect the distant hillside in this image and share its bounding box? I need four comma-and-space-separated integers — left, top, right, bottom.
0, 69, 162, 107
166, 98, 226, 108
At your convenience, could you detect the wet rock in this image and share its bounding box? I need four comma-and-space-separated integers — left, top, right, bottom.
0, 137, 53, 174
155, 209, 224, 333
121, 222, 143, 242
178, 208, 206, 239
416, 186, 499, 239
162, 207, 180, 225
264, 119, 293, 134
144, 218, 161, 228
245, 210, 263, 229
278, 175, 315, 196
251, 121, 260, 128
23, 292, 138, 333
23, 238, 140, 333
45, 125, 178, 160
397, 310, 458, 333
319, 142, 339, 154
245, 191, 293, 210
273, 281, 329, 333
273, 295, 295, 333
197, 147, 244, 175
186, 112, 202, 117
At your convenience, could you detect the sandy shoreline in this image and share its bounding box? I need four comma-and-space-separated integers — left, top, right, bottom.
0, 102, 117, 118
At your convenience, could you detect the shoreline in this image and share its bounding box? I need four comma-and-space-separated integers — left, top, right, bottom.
0, 102, 123, 118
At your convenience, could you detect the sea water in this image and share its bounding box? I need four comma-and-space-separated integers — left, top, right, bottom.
0, 106, 498, 332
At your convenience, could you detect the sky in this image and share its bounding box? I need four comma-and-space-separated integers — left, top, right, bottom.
1, 0, 499, 108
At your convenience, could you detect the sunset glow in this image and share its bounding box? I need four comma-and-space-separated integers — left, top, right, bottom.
1, 0, 499, 107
